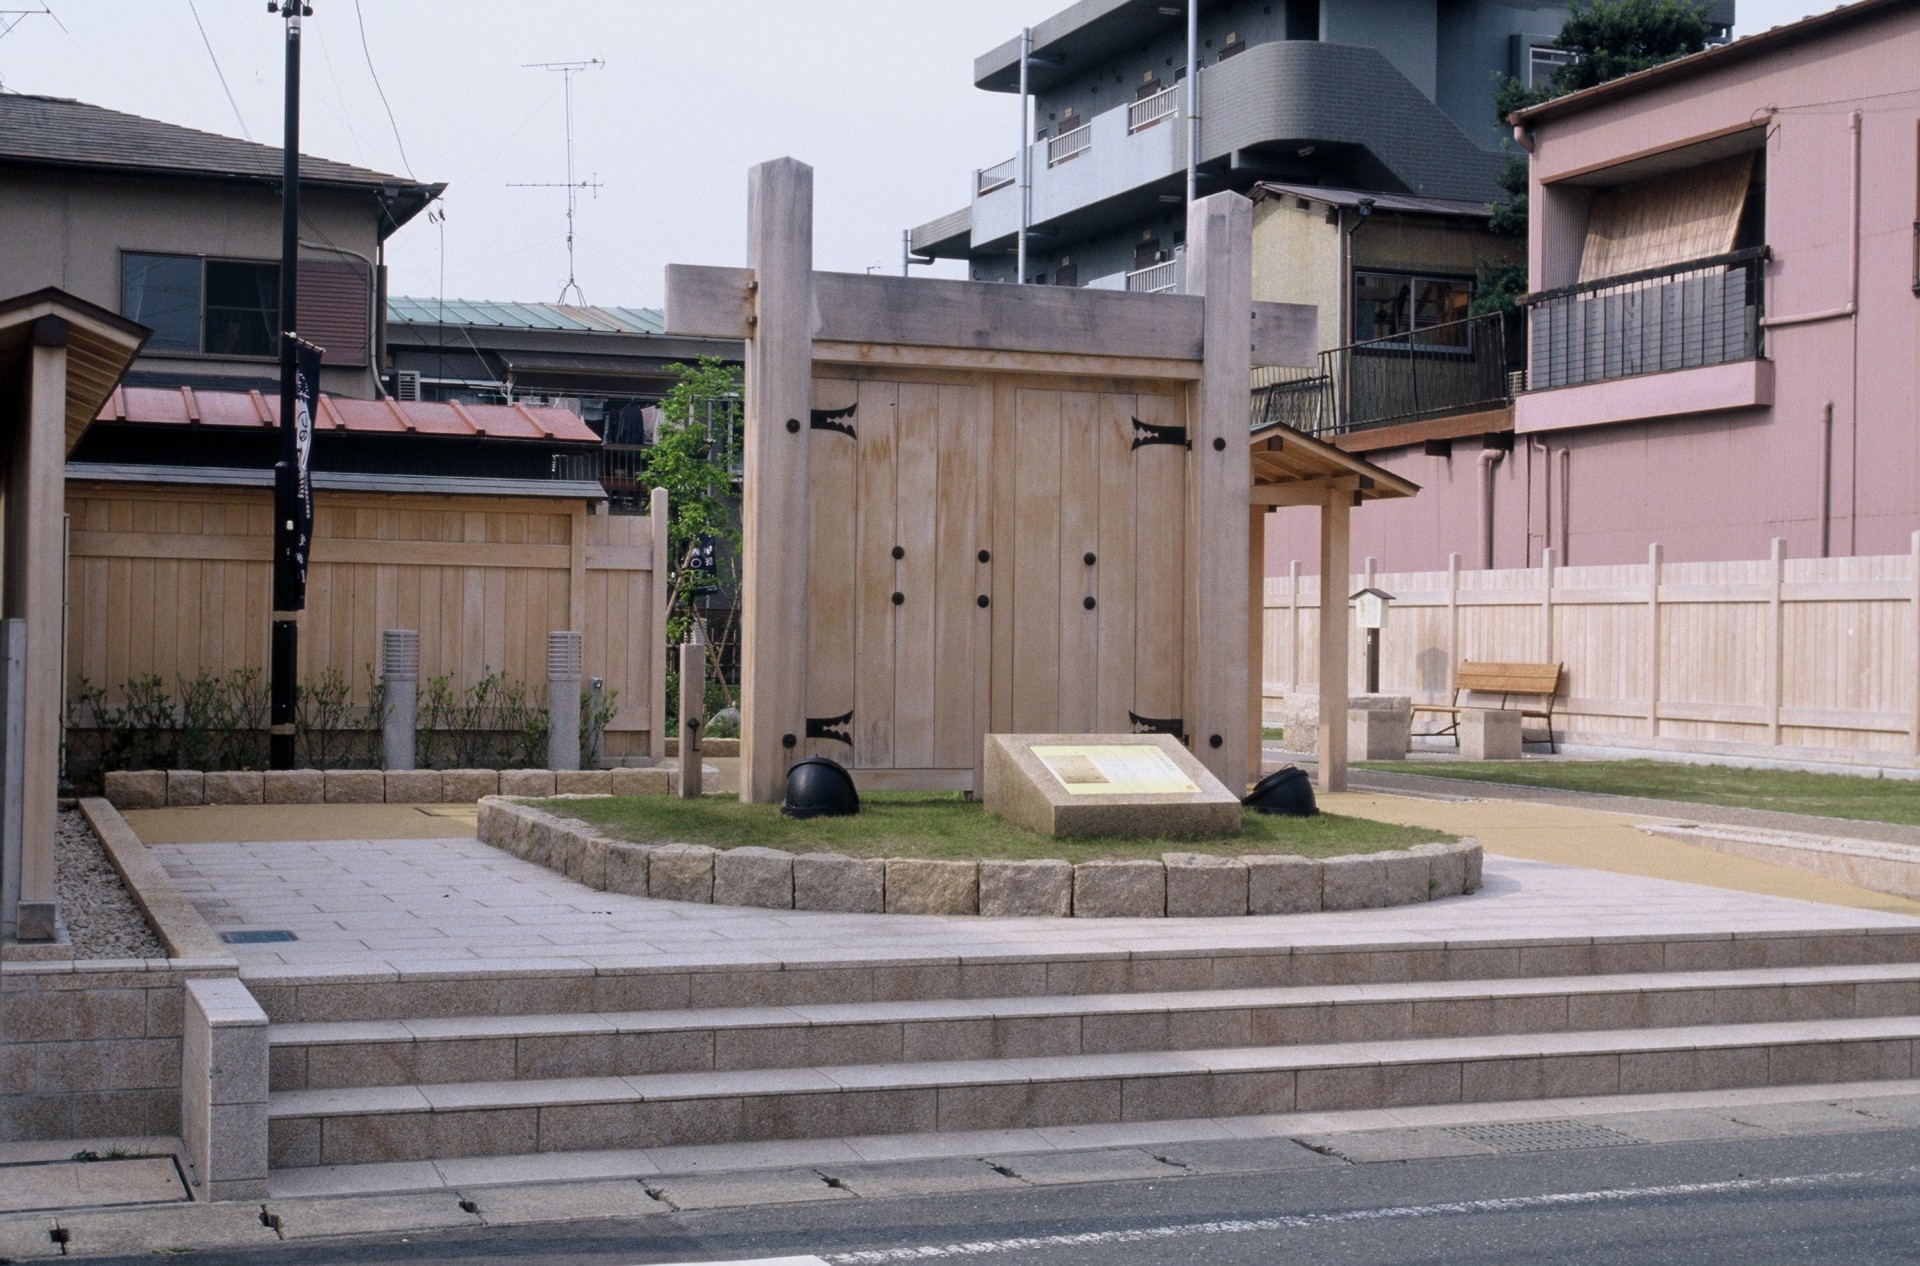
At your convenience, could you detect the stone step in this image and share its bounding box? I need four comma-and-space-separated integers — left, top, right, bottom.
266, 963, 1920, 1091
244, 926, 1920, 1025
265, 1014, 1920, 1168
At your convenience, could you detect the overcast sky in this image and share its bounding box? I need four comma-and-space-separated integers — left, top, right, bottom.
0, 0, 1831, 309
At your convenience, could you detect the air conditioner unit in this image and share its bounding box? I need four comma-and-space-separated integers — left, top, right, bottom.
392, 369, 421, 402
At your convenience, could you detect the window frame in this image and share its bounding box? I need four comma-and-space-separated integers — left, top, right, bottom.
1350, 268, 1476, 354
120, 250, 282, 362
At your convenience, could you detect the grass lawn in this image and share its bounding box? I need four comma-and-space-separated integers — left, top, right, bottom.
1361, 758, 1920, 828
539, 792, 1452, 864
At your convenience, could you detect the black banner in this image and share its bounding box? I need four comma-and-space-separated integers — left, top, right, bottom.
272, 340, 320, 611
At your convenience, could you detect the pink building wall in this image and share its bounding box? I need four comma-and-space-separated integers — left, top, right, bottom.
1271, 4, 1920, 575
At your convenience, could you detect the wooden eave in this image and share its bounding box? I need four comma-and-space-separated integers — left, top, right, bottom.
1249, 418, 1420, 506
0, 288, 148, 455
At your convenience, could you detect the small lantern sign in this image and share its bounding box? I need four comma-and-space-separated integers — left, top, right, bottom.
1350, 586, 1395, 692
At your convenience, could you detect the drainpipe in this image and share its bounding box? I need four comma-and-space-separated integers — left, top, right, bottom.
1185, 2, 1198, 205
1017, 27, 1031, 286
1557, 447, 1571, 562
1761, 110, 1862, 328
1819, 400, 1835, 557
1478, 448, 1504, 569
1529, 437, 1551, 564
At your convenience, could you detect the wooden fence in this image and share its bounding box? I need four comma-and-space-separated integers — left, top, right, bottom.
63, 480, 668, 758
1263, 533, 1920, 770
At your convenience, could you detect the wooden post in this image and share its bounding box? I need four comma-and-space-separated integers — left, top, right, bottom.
1767, 537, 1786, 748
739, 158, 815, 803
1646, 541, 1662, 740
568, 502, 589, 639
1287, 559, 1301, 690
1445, 552, 1461, 689
1541, 546, 1556, 664
648, 486, 669, 761
679, 633, 705, 799
1184, 191, 1254, 791
1316, 488, 1351, 792
1247, 506, 1266, 788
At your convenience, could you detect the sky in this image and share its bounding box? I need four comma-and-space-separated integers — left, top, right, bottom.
0, 0, 1835, 310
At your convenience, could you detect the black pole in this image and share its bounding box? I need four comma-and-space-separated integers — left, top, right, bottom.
269, 2, 306, 770
1365, 628, 1380, 695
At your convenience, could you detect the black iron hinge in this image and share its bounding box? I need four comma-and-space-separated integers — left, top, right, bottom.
1128, 710, 1188, 746
1130, 415, 1189, 451
810, 403, 858, 439
805, 709, 854, 745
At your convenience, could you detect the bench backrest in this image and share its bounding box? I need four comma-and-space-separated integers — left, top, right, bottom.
1456, 661, 1562, 698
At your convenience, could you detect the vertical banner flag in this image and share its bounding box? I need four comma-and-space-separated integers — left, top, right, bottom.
273, 339, 321, 613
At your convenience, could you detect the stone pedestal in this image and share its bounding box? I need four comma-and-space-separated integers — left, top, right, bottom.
1348, 694, 1411, 761
1459, 708, 1523, 760
982, 733, 1240, 839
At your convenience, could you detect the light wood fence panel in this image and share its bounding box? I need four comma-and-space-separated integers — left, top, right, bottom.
1264, 532, 1920, 770
64, 482, 666, 756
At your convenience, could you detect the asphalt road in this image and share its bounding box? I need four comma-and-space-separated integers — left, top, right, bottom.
71, 1126, 1920, 1266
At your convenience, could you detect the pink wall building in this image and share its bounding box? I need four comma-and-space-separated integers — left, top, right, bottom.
1267, 0, 1920, 573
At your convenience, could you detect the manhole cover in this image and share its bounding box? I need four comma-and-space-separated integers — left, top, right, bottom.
1447, 1119, 1640, 1153
219, 929, 297, 944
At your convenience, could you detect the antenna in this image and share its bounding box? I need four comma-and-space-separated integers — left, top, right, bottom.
0, 3, 63, 86
509, 58, 604, 305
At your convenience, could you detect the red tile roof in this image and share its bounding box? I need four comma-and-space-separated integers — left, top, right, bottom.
94, 386, 601, 444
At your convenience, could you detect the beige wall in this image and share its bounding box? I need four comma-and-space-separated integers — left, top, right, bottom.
0, 169, 381, 398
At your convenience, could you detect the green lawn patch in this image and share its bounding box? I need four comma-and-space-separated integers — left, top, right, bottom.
1362, 759, 1920, 828
538, 792, 1451, 864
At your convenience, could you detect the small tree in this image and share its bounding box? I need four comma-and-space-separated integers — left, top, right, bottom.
1475, 0, 1714, 313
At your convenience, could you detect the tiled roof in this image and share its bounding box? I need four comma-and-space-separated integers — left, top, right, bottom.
93, 385, 601, 445
386, 296, 665, 336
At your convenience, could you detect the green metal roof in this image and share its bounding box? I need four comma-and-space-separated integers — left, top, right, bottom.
387, 296, 665, 336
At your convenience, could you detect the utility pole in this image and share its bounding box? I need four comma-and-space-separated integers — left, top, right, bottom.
267, 0, 311, 771
511, 59, 604, 305
1017, 27, 1031, 286
1186, 2, 1198, 205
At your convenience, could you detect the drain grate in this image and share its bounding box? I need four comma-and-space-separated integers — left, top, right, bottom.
219, 930, 297, 944
1447, 1119, 1640, 1153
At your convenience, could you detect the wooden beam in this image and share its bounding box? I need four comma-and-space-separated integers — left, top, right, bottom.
738, 159, 815, 803
1247, 505, 1267, 790
1185, 191, 1254, 793
1249, 300, 1317, 370
663, 264, 754, 340
1316, 487, 1352, 793
649, 486, 670, 761
1249, 476, 1362, 507
810, 340, 1202, 381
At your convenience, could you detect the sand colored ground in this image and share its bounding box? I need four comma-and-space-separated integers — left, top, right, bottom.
121, 803, 478, 844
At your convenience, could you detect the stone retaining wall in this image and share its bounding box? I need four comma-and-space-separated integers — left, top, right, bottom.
476, 797, 1481, 918
101, 765, 691, 810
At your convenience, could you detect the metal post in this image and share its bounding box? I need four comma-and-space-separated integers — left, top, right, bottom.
547, 631, 582, 771
268, 1, 306, 771
380, 630, 417, 771
1365, 628, 1381, 695
1185, 2, 1198, 205
1017, 26, 1031, 286
678, 622, 705, 799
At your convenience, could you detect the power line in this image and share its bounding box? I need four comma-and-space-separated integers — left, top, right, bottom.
184, 0, 256, 143
351, 0, 414, 179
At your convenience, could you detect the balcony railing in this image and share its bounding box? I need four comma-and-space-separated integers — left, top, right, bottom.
976, 157, 1016, 196
1523, 247, 1766, 392
1251, 312, 1513, 439
1125, 254, 1184, 294
552, 443, 651, 513
1047, 122, 1092, 167
1128, 85, 1179, 133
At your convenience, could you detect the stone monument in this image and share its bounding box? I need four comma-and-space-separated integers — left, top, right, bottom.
981, 733, 1241, 838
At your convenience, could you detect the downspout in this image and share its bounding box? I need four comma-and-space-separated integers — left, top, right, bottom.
1185, 1, 1198, 205
1819, 400, 1835, 557
1478, 449, 1504, 569
1017, 27, 1031, 286
1761, 110, 1862, 329
1557, 447, 1571, 562
1529, 437, 1551, 564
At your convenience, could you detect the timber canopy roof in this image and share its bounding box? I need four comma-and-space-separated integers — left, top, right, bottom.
0, 288, 148, 456
1249, 417, 1419, 505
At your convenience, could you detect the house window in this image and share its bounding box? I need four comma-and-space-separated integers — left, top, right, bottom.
1525, 44, 1575, 89
1352, 271, 1473, 346
123, 252, 278, 358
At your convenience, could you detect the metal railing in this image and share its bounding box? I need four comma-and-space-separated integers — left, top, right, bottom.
1047, 122, 1092, 166
976, 157, 1016, 196
1524, 247, 1766, 391
552, 443, 651, 512
1128, 85, 1179, 133
1125, 254, 1184, 294
1251, 311, 1513, 439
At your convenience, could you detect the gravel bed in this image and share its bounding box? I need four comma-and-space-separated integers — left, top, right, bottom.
55, 808, 167, 959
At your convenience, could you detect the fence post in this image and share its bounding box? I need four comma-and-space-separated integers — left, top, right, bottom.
1287, 559, 1301, 690
548, 631, 583, 771
1541, 546, 1556, 665
1646, 542, 1662, 739
649, 486, 669, 762
380, 630, 418, 771
1446, 552, 1461, 687
1768, 537, 1786, 748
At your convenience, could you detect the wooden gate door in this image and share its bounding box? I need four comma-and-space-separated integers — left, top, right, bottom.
803, 372, 990, 787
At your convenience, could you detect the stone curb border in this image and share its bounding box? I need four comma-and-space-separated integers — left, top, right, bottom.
100, 765, 697, 811
475, 796, 1482, 918
77, 797, 235, 963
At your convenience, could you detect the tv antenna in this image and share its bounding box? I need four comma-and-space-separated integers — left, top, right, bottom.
0, 3, 63, 87
510, 58, 604, 305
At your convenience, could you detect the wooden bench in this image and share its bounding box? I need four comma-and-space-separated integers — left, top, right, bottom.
1412, 661, 1564, 753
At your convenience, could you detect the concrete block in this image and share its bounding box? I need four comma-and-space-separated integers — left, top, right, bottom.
383, 769, 444, 804
603, 842, 649, 895
103, 769, 166, 810
1461, 839, 1484, 892
565, 833, 610, 889
441, 769, 500, 802
978, 859, 1073, 917
1381, 850, 1432, 905
1348, 705, 1411, 760
263, 769, 325, 804
165, 770, 205, 807
1459, 708, 1523, 760
1320, 854, 1389, 910
555, 769, 613, 795
712, 846, 795, 909
323, 770, 385, 804
648, 843, 716, 903
498, 769, 556, 798
1415, 842, 1468, 898
1164, 853, 1249, 917
885, 859, 979, 915
1073, 860, 1166, 917
1246, 854, 1322, 914
202, 771, 264, 805
982, 732, 1240, 838
610, 766, 672, 796
793, 852, 885, 913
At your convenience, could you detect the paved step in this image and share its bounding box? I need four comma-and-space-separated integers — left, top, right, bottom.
267, 963, 1920, 1091
265, 1015, 1920, 1168
244, 927, 1920, 1025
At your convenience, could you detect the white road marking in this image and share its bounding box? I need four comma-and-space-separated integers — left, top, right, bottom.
821, 1166, 1918, 1262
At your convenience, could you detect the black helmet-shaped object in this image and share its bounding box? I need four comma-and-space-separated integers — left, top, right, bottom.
1243, 765, 1317, 816
782, 756, 861, 819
